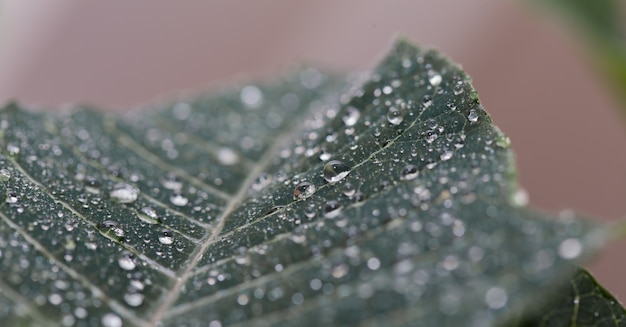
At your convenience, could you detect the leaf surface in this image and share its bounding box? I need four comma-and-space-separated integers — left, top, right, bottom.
0, 40, 614, 326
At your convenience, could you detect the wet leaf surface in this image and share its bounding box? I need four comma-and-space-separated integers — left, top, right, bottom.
0, 40, 618, 326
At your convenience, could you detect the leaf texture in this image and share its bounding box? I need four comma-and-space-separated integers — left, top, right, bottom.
0, 40, 614, 326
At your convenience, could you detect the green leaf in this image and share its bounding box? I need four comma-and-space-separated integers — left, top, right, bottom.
0, 39, 615, 326
510, 268, 626, 326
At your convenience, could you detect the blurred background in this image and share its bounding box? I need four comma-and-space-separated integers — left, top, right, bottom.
1, 0, 625, 302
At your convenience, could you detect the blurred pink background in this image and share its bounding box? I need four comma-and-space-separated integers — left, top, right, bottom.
1, 0, 625, 303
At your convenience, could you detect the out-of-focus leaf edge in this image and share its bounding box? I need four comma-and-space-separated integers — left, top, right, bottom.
527, 0, 626, 118
504, 267, 626, 326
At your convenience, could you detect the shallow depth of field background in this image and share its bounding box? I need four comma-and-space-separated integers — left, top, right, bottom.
1, 1, 625, 303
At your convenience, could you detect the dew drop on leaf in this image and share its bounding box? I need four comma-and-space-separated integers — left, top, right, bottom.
0, 168, 10, 182
319, 148, 332, 162
251, 173, 272, 192
109, 183, 139, 204
160, 174, 183, 191
440, 150, 453, 161
158, 229, 174, 245
217, 147, 240, 166
401, 164, 419, 181
101, 313, 122, 327
342, 182, 356, 197
124, 290, 145, 307
428, 71, 442, 86
468, 109, 479, 123
98, 220, 125, 242
6, 192, 18, 204
323, 160, 350, 183
324, 201, 342, 218
138, 207, 161, 224
240, 85, 263, 108
485, 287, 508, 310
387, 107, 404, 125
558, 238, 582, 259
294, 181, 316, 200
84, 177, 101, 194
118, 251, 137, 271
342, 106, 361, 127
6, 144, 20, 156
170, 193, 189, 207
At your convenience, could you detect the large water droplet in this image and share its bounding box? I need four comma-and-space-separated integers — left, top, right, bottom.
323, 160, 350, 183
170, 193, 189, 207
324, 201, 342, 218
401, 164, 419, 181
342, 106, 361, 127
158, 229, 174, 245
109, 183, 139, 204
118, 251, 136, 270
294, 181, 316, 200
387, 107, 404, 125
98, 220, 125, 242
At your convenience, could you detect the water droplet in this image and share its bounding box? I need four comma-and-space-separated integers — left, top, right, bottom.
251, 173, 272, 192
101, 313, 122, 327
342, 106, 360, 127
240, 85, 263, 108
124, 291, 144, 307
98, 220, 125, 242
137, 207, 161, 224
319, 149, 332, 162
468, 110, 479, 123
109, 183, 139, 204
342, 182, 356, 197
401, 164, 419, 181
294, 181, 316, 200
6, 192, 18, 204
453, 84, 464, 95
6, 144, 20, 156
558, 238, 582, 259
158, 229, 174, 245
304, 203, 317, 219
0, 168, 10, 182
485, 287, 508, 309
440, 150, 453, 161
217, 147, 240, 166
160, 174, 183, 191
422, 95, 433, 108
170, 193, 189, 207
84, 177, 101, 194
428, 71, 442, 86
387, 107, 404, 125
118, 251, 136, 270
323, 160, 350, 183
324, 201, 342, 218
512, 189, 529, 206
